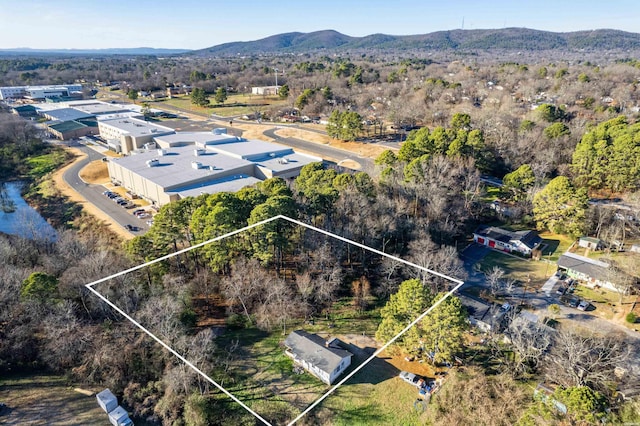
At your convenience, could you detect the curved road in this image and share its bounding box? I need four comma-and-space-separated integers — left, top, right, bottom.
263, 128, 375, 174
63, 143, 149, 235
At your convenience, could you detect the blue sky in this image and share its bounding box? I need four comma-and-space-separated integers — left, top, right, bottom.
1, 0, 640, 49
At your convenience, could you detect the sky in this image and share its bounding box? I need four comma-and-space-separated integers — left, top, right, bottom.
1, 0, 640, 50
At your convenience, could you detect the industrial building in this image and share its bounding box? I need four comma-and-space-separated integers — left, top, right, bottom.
107, 131, 320, 206
0, 84, 83, 100
98, 117, 175, 154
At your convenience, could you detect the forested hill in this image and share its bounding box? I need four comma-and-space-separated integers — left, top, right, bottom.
190, 28, 640, 56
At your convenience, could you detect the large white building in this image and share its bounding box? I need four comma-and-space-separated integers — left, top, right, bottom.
107, 131, 320, 206
0, 84, 83, 100
98, 117, 176, 154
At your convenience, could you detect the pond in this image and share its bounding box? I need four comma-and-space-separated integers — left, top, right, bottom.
0, 181, 57, 242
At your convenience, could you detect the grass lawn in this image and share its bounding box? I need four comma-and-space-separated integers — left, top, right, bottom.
538, 231, 573, 262
157, 94, 288, 118
210, 303, 433, 424
480, 186, 502, 203
319, 358, 430, 426
479, 250, 553, 285
0, 373, 105, 425
26, 149, 72, 179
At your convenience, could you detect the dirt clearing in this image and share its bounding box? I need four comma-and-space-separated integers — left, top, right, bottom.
79, 160, 109, 184
0, 373, 106, 425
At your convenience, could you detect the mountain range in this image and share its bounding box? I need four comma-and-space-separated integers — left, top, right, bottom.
3, 28, 640, 57
190, 28, 640, 56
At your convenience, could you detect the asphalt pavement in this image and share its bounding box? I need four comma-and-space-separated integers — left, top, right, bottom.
62, 142, 149, 235
263, 128, 374, 174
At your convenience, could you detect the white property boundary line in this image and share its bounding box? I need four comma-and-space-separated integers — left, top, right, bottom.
86, 215, 464, 426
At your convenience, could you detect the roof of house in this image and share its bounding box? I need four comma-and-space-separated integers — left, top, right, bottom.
284, 330, 352, 375
557, 252, 610, 281
474, 226, 542, 249
513, 230, 543, 250
580, 236, 602, 244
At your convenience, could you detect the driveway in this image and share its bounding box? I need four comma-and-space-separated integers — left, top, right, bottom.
459, 243, 490, 288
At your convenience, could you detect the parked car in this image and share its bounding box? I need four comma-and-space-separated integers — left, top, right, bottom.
568, 296, 580, 308
493, 302, 512, 319
132, 208, 145, 215
577, 300, 590, 311
124, 224, 134, 231
123, 203, 136, 209
399, 371, 424, 387
556, 285, 567, 295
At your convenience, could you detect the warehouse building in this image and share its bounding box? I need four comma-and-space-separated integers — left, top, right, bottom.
107, 132, 320, 206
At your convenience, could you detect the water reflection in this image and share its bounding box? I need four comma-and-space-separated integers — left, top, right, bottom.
0, 182, 57, 242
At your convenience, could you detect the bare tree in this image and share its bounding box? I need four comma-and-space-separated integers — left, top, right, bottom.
545, 329, 632, 393
503, 316, 552, 378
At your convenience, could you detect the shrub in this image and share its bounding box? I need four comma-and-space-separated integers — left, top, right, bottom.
626, 312, 637, 324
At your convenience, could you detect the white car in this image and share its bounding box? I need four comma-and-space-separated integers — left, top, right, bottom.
399, 371, 423, 387
577, 300, 590, 311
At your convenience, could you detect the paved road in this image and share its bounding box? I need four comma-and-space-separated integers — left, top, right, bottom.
62, 143, 149, 235
263, 128, 375, 174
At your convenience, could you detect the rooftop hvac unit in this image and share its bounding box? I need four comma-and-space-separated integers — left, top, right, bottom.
194, 149, 204, 156
158, 149, 167, 156
191, 161, 202, 170
212, 128, 227, 135
146, 158, 159, 167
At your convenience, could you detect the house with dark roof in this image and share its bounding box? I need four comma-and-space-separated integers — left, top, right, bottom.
557, 252, 615, 291
473, 226, 542, 256
284, 330, 352, 385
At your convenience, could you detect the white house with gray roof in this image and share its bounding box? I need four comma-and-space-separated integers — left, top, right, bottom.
557, 252, 616, 291
284, 330, 352, 385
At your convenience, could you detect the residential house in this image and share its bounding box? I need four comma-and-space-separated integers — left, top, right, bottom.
284, 330, 352, 385
557, 252, 616, 291
473, 226, 542, 256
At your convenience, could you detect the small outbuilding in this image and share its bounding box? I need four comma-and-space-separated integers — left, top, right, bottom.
578, 236, 604, 251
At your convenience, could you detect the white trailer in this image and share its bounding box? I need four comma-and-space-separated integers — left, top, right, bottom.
96, 389, 118, 414
108, 405, 133, 426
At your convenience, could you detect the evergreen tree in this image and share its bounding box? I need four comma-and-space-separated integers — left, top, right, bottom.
533, 176, 588, 237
